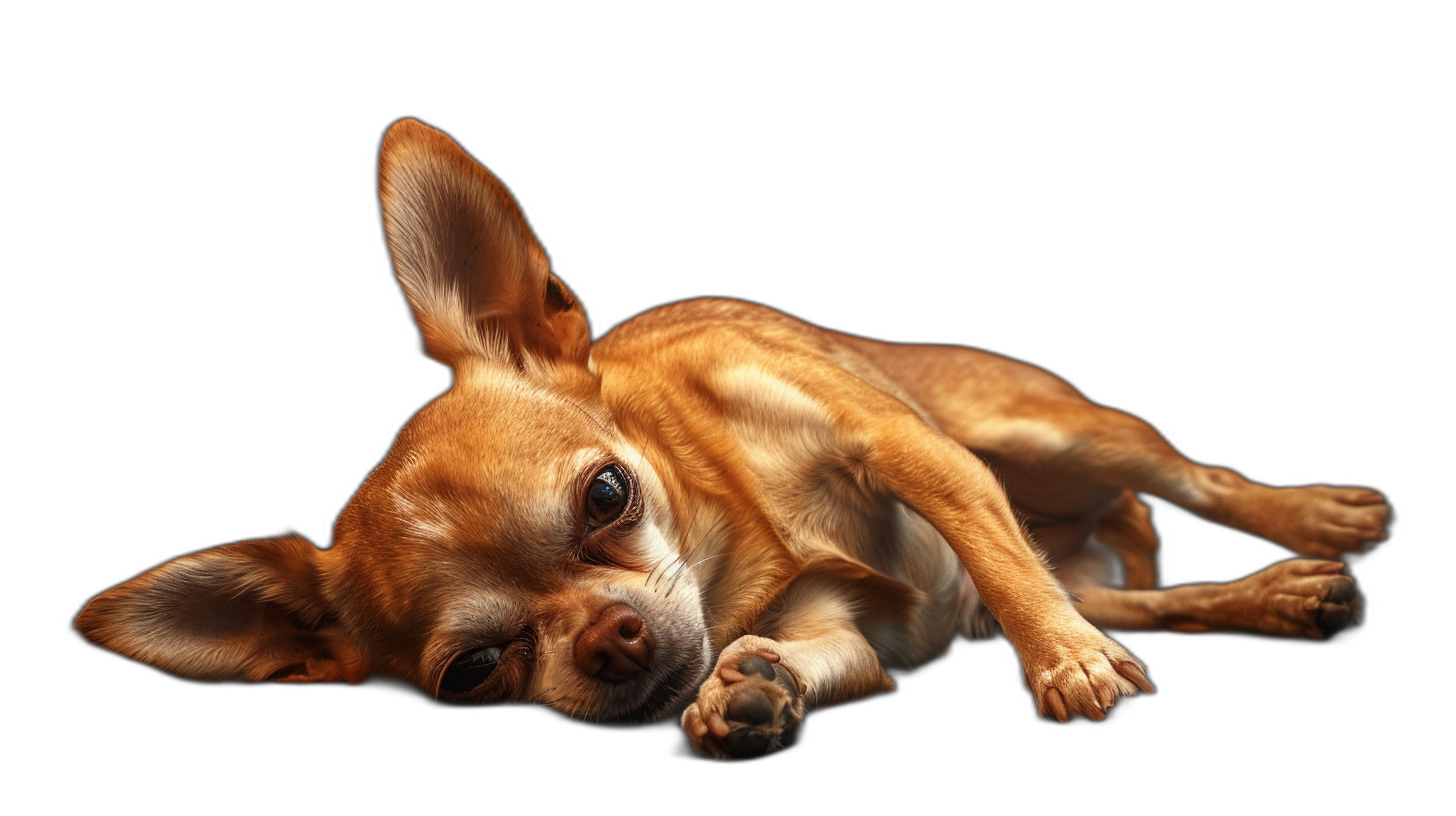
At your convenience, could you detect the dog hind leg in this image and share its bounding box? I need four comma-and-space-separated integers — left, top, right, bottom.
1092, 491, 1160, 590
838, 336, 1391, 559
1065, 555, 1361, 640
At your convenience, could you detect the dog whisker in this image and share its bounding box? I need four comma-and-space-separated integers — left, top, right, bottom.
651, 554, 677, 592
662, 516, 727, 593
644, 553, 671, 587
667, 552, 726, 595
654, 496, 706, 592
648, 548, 683, 594
657, 522, 708, 593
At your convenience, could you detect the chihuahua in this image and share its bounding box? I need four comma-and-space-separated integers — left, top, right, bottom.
77, 119, 1390, 758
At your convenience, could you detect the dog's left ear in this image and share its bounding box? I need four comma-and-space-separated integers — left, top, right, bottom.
75, 535, 368, 684
378, 117, 591, 370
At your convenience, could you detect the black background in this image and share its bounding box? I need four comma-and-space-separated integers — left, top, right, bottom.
48, 38, 1432, 798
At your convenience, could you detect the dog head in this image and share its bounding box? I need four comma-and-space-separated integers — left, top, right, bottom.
76, 119, 712, 721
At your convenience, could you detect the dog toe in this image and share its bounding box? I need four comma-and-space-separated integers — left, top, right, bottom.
1317, 604, 1353, 637
737, 654, 777, 681
1325, 575, 1358, 605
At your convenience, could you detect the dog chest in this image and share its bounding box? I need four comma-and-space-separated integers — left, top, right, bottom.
709, 364, 964, 662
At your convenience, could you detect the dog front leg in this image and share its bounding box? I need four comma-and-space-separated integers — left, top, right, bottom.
682, 587, 890, 758
863, 412, 1155, 720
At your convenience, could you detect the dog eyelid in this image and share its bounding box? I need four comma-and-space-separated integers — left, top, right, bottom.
439, 645, 504, 696
582, 463, 637, 533
435, 626, 537, 701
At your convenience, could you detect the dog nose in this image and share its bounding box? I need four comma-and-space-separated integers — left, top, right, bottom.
575, 604, 654, 682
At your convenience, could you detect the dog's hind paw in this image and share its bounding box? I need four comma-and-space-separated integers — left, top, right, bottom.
1240, 484, 1392, 558
682, 637, 804, 759
1221, 558, 1364, 639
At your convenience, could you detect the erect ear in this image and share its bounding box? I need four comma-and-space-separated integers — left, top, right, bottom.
75, 535, 368, 684
378, 117, 591, 369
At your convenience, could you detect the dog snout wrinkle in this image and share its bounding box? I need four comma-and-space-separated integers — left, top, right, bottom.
575, 603, 654, 682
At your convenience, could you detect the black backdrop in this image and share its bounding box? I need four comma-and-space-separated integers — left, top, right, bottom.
51, 62, 1426, 798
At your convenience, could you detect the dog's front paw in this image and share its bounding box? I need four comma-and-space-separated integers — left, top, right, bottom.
1020, 620, 1154, 723
682, 636, 805, 759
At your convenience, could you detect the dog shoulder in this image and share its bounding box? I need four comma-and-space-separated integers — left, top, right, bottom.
598, 300, 863, 478
594, 296, 881, 403
592, 296, 950, 600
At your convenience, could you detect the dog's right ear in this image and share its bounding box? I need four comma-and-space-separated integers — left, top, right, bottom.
75, 535, 367, 684
378, 118, 590, 370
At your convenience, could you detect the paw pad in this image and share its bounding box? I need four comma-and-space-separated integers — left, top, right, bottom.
1317, 606, 1351, 637
737, 654, 777, 681
725, 685, 775, 725
720, 662, 802, 759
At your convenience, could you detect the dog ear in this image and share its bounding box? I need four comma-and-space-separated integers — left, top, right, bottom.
75, 535, 368, 683
378, 117, 590, 370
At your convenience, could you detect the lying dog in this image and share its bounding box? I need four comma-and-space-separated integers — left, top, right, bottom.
76, 119, 1391, 758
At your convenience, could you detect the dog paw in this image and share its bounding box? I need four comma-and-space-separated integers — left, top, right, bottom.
1260, 485, 1392, 558
681, 636, 805, 759
1020, 620, 1154, 723
1223, 559, 1363, 639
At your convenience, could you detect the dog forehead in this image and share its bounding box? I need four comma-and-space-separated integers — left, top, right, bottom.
393, 387, 608, 521
424, 369, 608, 443
372, 373, 613, 538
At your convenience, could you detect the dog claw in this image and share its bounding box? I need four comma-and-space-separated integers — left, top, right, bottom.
1116, 661, 1156, 694
708, 711, 731, 737
1044, 688, 1069, 722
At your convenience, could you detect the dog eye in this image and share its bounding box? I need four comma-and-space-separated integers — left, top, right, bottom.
585, 464, 630, 528
440, 645, 504, 695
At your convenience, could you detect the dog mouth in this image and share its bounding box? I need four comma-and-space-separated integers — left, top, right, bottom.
617, 648, 710, 721
544, 581, 708, 721
562, 626, 709, 722
553, 596, 711, 722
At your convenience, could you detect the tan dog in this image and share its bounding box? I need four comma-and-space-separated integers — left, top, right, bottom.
76, 119, 1391, 758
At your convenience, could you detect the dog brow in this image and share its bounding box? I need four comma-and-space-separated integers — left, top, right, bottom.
439, 592, 521, 642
